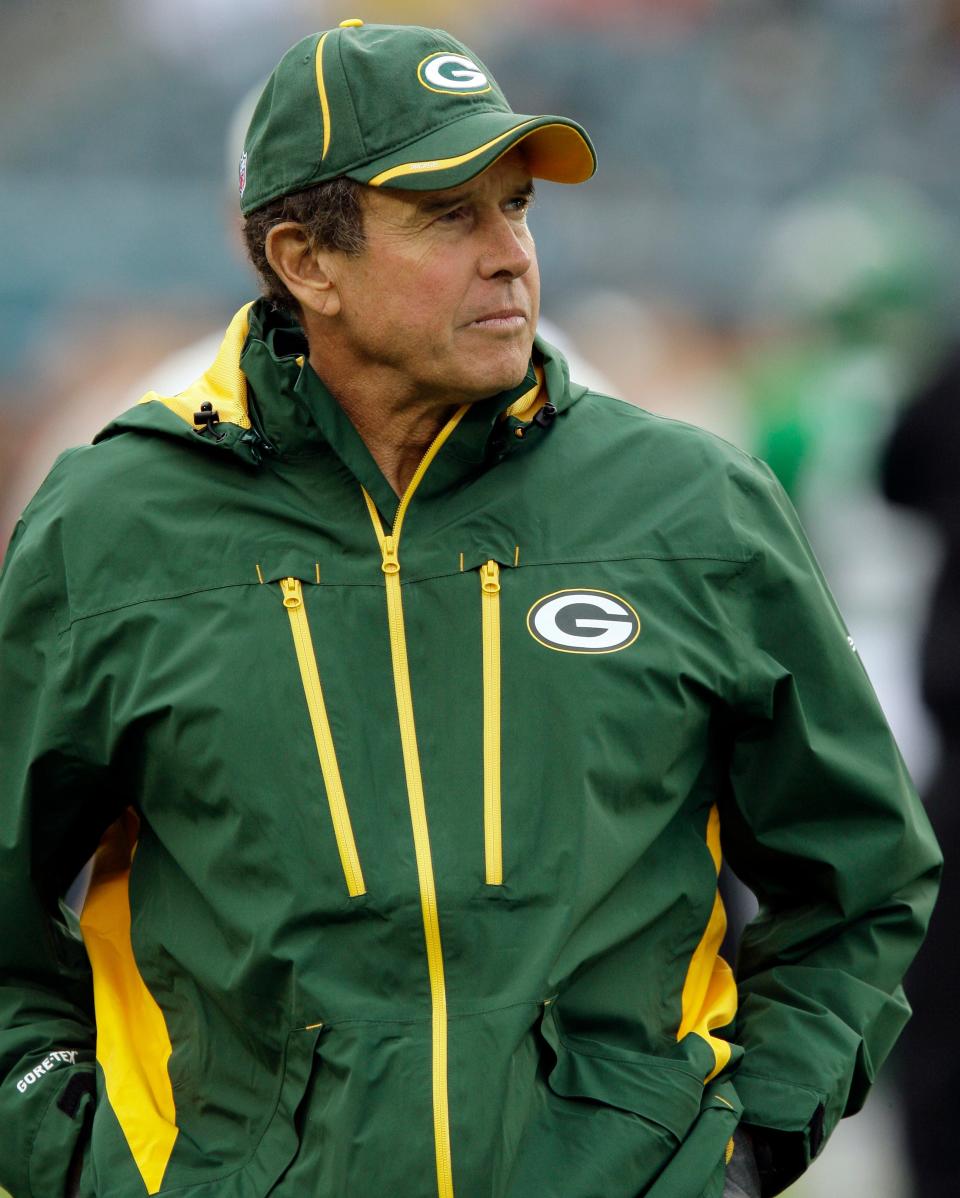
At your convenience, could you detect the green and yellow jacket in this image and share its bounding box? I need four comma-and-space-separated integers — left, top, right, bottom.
0, 301, 940, 1198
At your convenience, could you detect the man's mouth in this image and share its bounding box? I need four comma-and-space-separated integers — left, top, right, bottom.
466, 309, 527, 331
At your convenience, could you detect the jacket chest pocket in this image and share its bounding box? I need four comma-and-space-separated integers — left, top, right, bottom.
277, 576, 366, 898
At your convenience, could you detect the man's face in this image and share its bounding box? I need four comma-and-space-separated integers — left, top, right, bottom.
331, 150, 540, 405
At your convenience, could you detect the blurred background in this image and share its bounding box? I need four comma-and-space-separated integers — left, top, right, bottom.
1, 0, 957, 1194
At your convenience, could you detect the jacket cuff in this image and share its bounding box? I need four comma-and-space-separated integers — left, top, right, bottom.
28, 1069, 95, 1198
734, 1072, 826, 1197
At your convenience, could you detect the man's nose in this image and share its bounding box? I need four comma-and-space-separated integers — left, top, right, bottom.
477, 212, 533, 280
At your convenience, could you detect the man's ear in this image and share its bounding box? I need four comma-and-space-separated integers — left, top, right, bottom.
265, 223, 341, 318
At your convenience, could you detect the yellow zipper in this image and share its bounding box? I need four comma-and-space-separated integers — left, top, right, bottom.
361, 404, 469, 1198
280, 576, 366, 898
480, 561, 502, 885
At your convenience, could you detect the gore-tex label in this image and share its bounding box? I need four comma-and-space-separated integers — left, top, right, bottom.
15, 1050, 78, 1093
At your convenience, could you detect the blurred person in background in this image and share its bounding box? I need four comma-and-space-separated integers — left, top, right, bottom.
0, 16, 939, 1198
740, 178, 952, 785
882, 348, 960, 1198
735, 179, 954, 1198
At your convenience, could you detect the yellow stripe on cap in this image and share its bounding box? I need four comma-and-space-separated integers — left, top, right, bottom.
315, 31, 332, 160
369, 118, 541, 187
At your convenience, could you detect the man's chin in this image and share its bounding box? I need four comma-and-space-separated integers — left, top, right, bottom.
457, 344, 532, 401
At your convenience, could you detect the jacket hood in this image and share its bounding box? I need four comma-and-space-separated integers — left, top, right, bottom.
94, 300, 589, 477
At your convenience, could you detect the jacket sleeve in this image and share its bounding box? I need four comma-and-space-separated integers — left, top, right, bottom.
0, 484, 122, 1197
718, 460, 941, 1197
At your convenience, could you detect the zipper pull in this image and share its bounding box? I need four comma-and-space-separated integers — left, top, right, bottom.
238, 427, 276, 464
280, 577, 303, 609
381, 535, 400, 575
480, 560, 500, 593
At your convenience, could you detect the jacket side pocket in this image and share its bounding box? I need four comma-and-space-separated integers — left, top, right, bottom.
27, 1068, 96, 1198
505, 1006, 709, 1198
93, 1024, 323, 1198
239, 1024, 324, 1197
643, 1077, 742, 1198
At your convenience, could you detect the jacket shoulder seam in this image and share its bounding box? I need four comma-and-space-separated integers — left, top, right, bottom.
514, 551, 752, 568
60, 552, 756, 630
402, 552, 754, 586
61, 580, 257, 633
583, 394, 759, 456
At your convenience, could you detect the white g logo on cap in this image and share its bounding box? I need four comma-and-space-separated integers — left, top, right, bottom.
418, 53, 491, 95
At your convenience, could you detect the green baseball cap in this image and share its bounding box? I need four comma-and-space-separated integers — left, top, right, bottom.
239, 19, 597, 214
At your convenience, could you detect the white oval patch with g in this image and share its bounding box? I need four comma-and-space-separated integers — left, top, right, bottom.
418, 52, 491, 94
527, 590, 640, 654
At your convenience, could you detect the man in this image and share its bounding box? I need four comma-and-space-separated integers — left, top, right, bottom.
0, 21, 940, 1198
0, 81, 612, 547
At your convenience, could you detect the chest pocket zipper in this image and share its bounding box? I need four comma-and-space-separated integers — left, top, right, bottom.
280, 577, 366, 897
480, 561, 502, 886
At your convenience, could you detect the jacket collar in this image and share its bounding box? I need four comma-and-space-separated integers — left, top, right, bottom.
240, 300, 567, 518
97, 300, 587, 506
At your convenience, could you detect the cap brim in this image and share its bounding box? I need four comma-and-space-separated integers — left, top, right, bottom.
350, 111, 596, 190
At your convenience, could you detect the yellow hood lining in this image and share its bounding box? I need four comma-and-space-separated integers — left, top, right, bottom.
138, 304, 253, 431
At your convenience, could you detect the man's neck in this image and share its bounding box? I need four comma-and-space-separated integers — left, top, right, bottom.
308, 350, 457, 500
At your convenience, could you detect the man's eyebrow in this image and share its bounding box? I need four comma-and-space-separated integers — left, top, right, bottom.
415, 179, 536, 215
416, 192, 468, 215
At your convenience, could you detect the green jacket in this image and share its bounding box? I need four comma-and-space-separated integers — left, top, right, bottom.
0, 301, 940, 1198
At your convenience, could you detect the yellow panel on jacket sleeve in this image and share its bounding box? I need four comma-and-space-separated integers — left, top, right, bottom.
677, 805, 738, 1082
79, 815, 178, 1195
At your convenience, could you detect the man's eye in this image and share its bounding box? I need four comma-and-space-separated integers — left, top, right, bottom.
507, 195, 533, 215
437, 206, 467, 223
